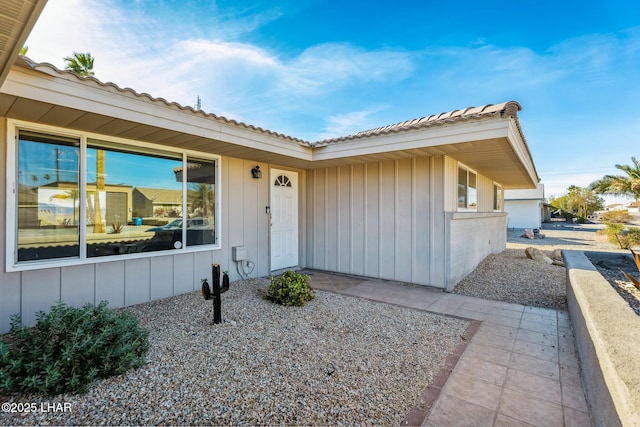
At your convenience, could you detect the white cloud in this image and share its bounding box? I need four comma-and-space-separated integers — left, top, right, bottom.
313, 107, 387, 141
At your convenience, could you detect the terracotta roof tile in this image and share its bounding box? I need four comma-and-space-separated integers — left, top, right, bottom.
16, 56, 525, 149
312, 101, 523, 147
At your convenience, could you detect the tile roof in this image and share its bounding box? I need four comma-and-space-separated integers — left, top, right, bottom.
16, 56, 310, 146
312, 101, 523, 147
16, 56, 525, 149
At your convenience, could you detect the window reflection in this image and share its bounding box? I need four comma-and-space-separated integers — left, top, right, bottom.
14, 131, 218, 264
86, 141, 183, 257
179, 158, 216, 246
17, 132, 80, 261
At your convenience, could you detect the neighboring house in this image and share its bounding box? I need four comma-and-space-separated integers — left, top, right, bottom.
624, 202, 640, 213
504, 183, 545, 229
0, 1, 540, 332
606, 204, 625, 211
132, 187, 183, 218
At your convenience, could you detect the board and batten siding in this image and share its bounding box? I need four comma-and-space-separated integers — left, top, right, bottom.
304, 157, 439, 286
1, 126, 277, 332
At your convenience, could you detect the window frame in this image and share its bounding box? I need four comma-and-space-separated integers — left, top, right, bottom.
493, 183, 503, 211
457, 164, 478, 211
6, 119, 222, 272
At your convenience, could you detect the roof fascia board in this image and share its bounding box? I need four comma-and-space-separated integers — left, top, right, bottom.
505, 118, 539, 186
2, 65, 313, 161
311, 119, 510, 161
0, 0, 48, 87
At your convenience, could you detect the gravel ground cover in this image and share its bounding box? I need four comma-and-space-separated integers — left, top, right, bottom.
455, 222, 639, 314
0, 278, 468, 426
453, 248, 568, 310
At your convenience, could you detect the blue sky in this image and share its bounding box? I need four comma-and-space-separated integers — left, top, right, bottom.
24, 0, 639, 203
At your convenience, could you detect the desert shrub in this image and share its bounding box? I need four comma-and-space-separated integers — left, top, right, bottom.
600, 223, 640, 249
620, 227, 640, 249
599, 210, 632, 224
0, 301, 149, 395
264, 270, 314, 306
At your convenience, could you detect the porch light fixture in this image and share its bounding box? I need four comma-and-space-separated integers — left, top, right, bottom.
251, 165, 262, 179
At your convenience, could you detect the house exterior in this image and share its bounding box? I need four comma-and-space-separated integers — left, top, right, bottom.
624, 202, 640, 213
0, 1, 540, 333
504, 183, 545, 229
132, 187, 183, 219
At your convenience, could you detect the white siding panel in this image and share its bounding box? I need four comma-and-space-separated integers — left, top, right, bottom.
338, 166, 351, 273
379, 161, 396, 280
21, 268, 61, 326
314, 169, 326, 268
325, 168, 338, 272
228, 158, 245, 250
174, 253, 195, 294
365, 163, 380, 278
396, 159, 413, 282
125, 258, 151, 306
1, 273, 21, 332
351, 164, 365, 275
304, 158, 438, 286
61, 264, 96, 307
195, 251, 214, 288
96, 261, 125, 308
413, 157, 430, 282
150, 255, 174, 300
429, 156, 447, 287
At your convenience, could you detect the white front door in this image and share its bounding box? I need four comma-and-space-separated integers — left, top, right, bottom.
270, 169, 299, 271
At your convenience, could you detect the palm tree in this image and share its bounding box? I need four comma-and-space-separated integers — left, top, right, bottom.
63, 52, 95, 77
50, 189, 80, 225
188, 183, 213, 217
589, 157, 640, 201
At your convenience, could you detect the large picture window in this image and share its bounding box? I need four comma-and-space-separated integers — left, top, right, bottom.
11, 127, 219, 266
457, 166, 477, 210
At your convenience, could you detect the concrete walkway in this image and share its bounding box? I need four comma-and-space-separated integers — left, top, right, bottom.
304, 270, 591, 426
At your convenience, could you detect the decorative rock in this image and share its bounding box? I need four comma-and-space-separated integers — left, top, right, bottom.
524, 229, 535, 239
525, 247, 553, 265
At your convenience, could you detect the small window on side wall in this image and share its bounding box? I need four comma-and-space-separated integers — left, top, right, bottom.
457, 166, 477, 210
493, 184, 503, 211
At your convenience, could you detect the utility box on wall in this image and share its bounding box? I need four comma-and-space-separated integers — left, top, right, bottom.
232, 246, 247, 261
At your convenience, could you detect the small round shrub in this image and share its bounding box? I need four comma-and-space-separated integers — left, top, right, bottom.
265, 270, 314, 306
0, 301, 149, 395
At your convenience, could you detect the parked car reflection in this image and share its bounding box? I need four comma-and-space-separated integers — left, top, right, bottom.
144, 217, 214, 249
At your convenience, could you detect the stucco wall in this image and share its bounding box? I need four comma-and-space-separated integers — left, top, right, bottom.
1, 128, 283, 332
445, 212, 507, 291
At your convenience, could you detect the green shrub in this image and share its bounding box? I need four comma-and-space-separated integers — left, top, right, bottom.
599, 210, 632, 224
265, 270, 314, 306
600, 223, 640, 249
621, 227, 640, 249
0, 301, 149, 394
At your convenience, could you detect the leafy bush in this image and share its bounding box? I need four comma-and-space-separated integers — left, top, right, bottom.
599, 210, 632, 224
619, 227, 640, 249
264, 270, 314, 306
0, 301, 149, 394
600, 223, 640, 249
